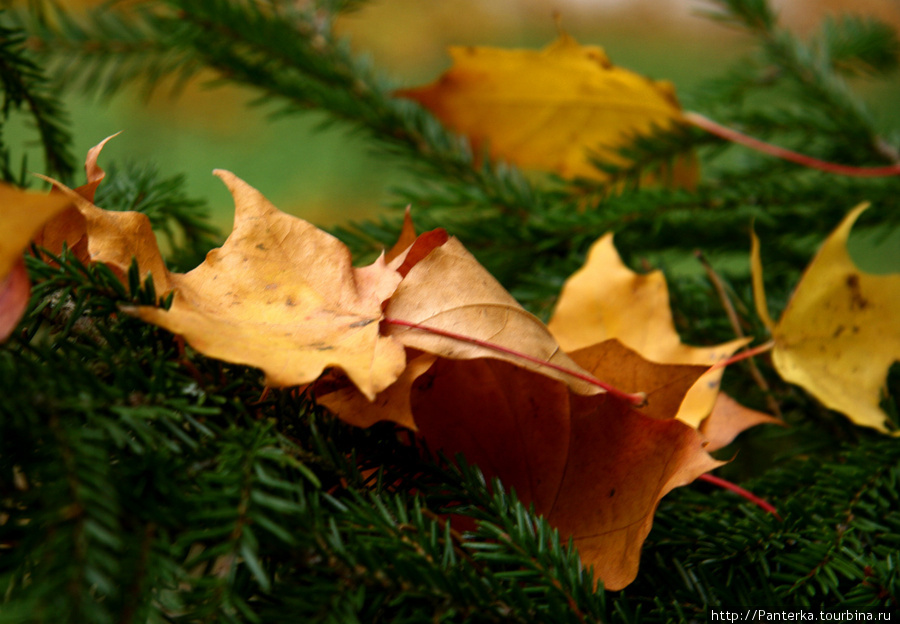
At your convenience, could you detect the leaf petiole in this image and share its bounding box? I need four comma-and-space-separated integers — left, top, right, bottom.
382, 317, 647, 407
708, 340, 775, 372
699, 473, 782, 520
684, 112, 900, 177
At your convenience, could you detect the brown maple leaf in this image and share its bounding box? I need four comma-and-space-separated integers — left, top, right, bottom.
410, 351, 720, 590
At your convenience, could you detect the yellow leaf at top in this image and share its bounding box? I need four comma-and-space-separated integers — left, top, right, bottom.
548, 233, 748, 427
754, 204, 900, 434
133, 171, 407, 400
396, 34, 697, 185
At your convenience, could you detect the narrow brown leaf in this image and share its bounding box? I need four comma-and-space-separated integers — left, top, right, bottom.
410, 356, 720, 590
385, 237, 601, 395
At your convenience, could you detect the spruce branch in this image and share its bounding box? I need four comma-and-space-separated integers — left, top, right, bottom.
0, 12, 75, 182
698, 0, 900, 166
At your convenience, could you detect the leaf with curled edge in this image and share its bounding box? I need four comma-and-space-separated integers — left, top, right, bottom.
384, 236, 601, 396
33, 134, 118, 261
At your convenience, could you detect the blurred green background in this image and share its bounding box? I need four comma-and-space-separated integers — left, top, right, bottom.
11, 0, 900, 243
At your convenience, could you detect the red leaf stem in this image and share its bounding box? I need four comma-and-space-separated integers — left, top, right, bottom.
684, 112, 900, 178
708, 340, 775, 373
382, 317, 647, 407
699, 472, 782, 520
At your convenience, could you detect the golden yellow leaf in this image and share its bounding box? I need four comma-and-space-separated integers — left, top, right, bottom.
753, 204, 900, 434
548, 232, 748, 426
396, 33, 697, 185
0, 184, 72, 279
132, 171, 406, 399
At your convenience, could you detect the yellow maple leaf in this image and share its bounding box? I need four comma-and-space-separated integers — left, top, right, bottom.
396, 33, 697, 185
752, 204, 900, 434
547, 233, 748, 427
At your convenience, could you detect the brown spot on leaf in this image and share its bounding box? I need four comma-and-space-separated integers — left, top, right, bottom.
846, 273, 869, 310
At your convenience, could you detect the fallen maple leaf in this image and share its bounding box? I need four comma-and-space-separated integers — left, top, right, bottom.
752, 204, 900, 434
548, 232, 748, 427
133, 170, 406, 399
396, 33, 697, 185
0, 184, 73, 341
410, 353, 721, 590
567, 339, 708, 421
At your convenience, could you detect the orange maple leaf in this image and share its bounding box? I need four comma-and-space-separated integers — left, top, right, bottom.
315, 350, 437, 430
33, 134, 119, 261
132, 171, 407, 399
396, 33, 697, 186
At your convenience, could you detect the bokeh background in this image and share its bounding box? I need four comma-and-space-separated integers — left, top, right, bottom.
12, 0, 900, 233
